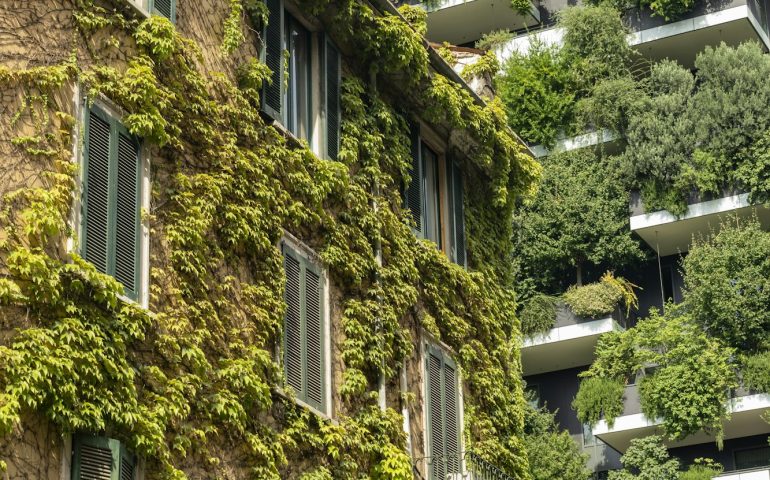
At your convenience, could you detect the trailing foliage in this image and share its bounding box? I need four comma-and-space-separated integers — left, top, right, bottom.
571, 377, 625, 428
0, 1, 541, 478
577, 312, 737, 443
519, 294, 559, 337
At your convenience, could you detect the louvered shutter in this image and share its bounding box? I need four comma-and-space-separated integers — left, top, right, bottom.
283, 250, 304, 396
406, 123, 424, 236
72, 435, 135, 480
114, 127, 141, 300
444, 357, 460, 475
119, 443, 136, 480
427, 349, 445, 480
150, 0, 176, 23
449, 159, 466, 267
304, 265, 324, 411
324, 37, 341, 160
83, 108, 111, 275
261, 0, 284, 120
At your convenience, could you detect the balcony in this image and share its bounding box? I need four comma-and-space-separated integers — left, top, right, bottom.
404, 0, 541, 45
423, 451, 515, 479
529, 128, 623, 158
495, 0, 770, 66
629, 191, 770, 256
521, 303, 626, 376
593, 385, 770, 453
716, 467, 770, 479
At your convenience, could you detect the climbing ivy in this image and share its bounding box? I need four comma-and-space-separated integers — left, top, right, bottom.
0, 1, 539, 479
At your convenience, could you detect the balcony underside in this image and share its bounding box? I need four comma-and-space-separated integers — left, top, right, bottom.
424, 0, 540, 45
521, 317, 620, 375
630, 6, 770, 67
594, 393, 770, 454
630, 193, 770, 256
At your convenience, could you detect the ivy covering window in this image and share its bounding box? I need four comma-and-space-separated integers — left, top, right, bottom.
71, 434, 136, 480
282, 242, 327, 414
82, 105, 142, 301
406, 124, 466, 266
425, 343, 461, 480
261, 0, 341, 158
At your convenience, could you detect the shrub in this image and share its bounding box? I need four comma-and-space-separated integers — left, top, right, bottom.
563, 272, 637, 318
524, 406, 592, 480
519, 294, 559, 337
741, 350, 770, 392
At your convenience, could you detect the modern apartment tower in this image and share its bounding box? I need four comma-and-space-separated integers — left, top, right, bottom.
406, 0, 770, 477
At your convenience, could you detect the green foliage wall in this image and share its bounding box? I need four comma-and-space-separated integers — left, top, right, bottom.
0, 0, 540, 478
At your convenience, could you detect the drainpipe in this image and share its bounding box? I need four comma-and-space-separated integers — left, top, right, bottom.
368, 67, 387, 413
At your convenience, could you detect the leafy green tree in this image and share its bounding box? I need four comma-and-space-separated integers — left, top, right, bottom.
523, 405, 592, 480
609, 436, 679, 480
497, 40, 575, 147
513, 149, 644, 292
683, 220, 770, 351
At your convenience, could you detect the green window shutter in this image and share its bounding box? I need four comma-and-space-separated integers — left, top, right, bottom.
72, 435, 135, 480
119, 442, 136, 480
283, 249, 304, 398
261, 0, 284, 120
83, 107, 112, 275
426, 345, 462, 479
426, 348, 445, 480
406, 123, 424, 237
82, 105, 142, 301
449, 159, 466, 267
323, 36, 341, 161
304, 263, 325, 411
150, 0, 176, 23
443, 356, 461, 474
283, 244, 327, 413
114, 127, 141, 300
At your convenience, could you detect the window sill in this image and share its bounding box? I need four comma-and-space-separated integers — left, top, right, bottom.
267, 118, 317, 157
273, 387, 336, 425
120, 0, 152, 19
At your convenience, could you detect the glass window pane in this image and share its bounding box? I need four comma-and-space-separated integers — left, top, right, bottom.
735, 446, 770, 470
285, 16, 311, 141
422, 143, 441, 247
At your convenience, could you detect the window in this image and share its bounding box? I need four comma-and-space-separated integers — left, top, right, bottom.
71, 434, 135, 480
282, 240, 328, 414
261, 0, 341, 159
284, 15, 311, 141
81, 104, 143, 302
735, 445, 770, 470
425, 343, 462, 480
128, 0, 176, 22
405, 124, 467, 266
149, 0, 175, 21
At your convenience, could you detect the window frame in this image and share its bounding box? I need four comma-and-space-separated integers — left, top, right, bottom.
406, 122, 466, 267
280, 234, 332, 418
78, 98, 150, 308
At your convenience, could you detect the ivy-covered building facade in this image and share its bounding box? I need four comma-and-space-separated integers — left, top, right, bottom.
0, 0, 542, 479
410, 0, 770, 478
